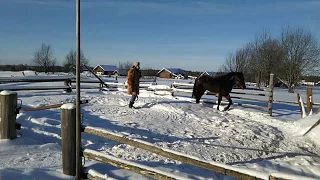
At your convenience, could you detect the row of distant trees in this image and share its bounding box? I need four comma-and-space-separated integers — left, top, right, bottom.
219, 26, 320, 92
12, 43, 202, 77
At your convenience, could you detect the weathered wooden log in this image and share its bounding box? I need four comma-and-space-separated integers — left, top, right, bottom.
82, 126, 264, 180
61, 103, 76, 176
21, 100, 89, 112
0, 90, 18, 139
83, 149, 182, 180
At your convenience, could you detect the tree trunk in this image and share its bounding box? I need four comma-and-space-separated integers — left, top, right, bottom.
288, 84, 295, 93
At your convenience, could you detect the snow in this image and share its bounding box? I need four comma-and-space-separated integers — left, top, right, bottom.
60, 103, 76, 110
0, 90, 17, 95
0, 71, 320, 180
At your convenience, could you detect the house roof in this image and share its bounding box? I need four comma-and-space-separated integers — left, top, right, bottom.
158, 68, 185, 76
94, 64, 118, 72
200, 71, 216, 77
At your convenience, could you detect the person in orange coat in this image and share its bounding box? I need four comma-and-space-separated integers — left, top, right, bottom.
127, 62, 141, 108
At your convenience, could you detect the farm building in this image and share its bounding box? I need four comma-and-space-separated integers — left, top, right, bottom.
93, 64, 119, 75
199, 71, 216, 77
157, 68, 186, 79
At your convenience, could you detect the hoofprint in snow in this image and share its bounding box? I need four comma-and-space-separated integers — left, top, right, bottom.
0, 71, 319, 180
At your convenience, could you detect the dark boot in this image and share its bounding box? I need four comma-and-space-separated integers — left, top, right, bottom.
129, 101, 134, 108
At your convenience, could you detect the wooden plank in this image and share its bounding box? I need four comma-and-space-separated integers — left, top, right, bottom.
229, 91, 267, 97
86, 169, 118, 180
83, 64, 109, 88
273, 100, 320, 107
303, 118, 320, 136
83, 149, 184, 180
82, 126, 264, 180
0, 86, 70, 91
172, 82, 266, 91
0, 76, 73, 82
205, 92, 269, 103
191, 99, 268, 111
20, 100, 89, 112
71, 79, 118, 84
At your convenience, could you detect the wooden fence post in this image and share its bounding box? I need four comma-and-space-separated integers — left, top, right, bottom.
268, 73, 274, 116
61, 103, 76, 176
297, 93, 306, 117
64, 79, 72, 93
0, 90, 18, 140
306, 87, 313, 115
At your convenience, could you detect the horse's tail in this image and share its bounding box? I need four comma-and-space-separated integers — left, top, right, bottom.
192, 77, 198, 98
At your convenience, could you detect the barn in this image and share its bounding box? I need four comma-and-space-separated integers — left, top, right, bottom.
157, 68, 186, 79
93, 64, 119, 76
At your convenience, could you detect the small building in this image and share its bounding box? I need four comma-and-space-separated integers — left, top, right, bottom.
93, 64, 119, 75
199, 71, 216, 77
157, 68, 186, 79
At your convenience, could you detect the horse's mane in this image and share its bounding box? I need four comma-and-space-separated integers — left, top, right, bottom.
202, 71, 237, 80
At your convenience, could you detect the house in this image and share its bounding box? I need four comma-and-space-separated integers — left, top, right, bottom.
157, 68, 186, 79
93, 64, 119, 75
199, 71, 216, 77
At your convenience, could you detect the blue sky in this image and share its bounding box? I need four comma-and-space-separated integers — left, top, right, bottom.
0, 0, 319, 72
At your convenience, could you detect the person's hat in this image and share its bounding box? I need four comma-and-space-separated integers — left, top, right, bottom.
133, 62, 140, 68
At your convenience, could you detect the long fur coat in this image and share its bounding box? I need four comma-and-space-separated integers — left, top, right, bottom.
127, 67, 141, 95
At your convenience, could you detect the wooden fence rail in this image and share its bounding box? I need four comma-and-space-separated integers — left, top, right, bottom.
60, 104, 306, 180
170, 73, 274, 116
80, 125, 268, 180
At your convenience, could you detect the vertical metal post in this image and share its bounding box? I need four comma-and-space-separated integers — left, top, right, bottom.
75, 0, 82, 179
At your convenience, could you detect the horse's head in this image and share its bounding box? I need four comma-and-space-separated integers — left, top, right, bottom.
234, 72, 246, 89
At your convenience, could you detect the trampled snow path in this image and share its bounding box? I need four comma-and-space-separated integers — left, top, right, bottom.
7, 90, 319, 179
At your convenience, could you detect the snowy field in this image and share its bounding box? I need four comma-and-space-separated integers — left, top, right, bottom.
0, 70, 320, 180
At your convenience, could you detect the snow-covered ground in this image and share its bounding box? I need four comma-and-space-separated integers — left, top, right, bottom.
0, 70, 320, 180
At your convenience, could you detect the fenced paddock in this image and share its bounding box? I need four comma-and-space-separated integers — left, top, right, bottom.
1, 72, 320, 180
56, 104, 320, 180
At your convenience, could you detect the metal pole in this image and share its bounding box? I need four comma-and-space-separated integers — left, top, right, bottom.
75, 0, 82, 179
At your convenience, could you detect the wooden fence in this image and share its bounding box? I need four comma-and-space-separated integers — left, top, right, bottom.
55, 104, 320, 180
1, 74, 320, 179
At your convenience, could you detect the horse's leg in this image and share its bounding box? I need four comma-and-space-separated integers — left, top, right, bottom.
217, 94, 222, 111
224, 94, 233, 111
196, 86, 205, 103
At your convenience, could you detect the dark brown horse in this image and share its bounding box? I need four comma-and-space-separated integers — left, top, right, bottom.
192, 72, 246, 111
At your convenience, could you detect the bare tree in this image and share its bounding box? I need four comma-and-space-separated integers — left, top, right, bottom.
119, 61, 133, 71
63, 49, 89, 73
221, 43, 252, 73
32, 43, 56, 73
279, 26, 320, 92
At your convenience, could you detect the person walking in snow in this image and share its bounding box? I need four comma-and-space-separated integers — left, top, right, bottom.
127, 62, 141, 108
